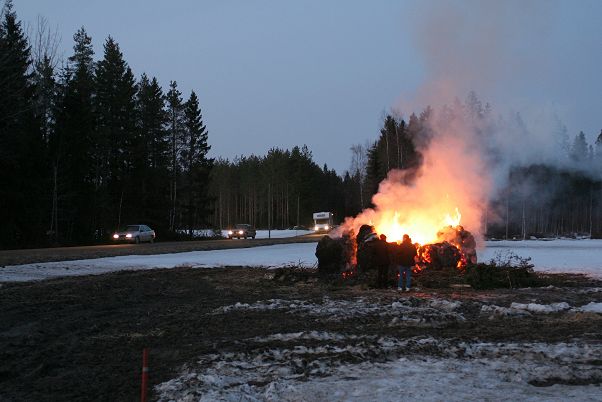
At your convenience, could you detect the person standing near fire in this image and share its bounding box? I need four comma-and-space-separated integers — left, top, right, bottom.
374, 234, 390, 288
394, 234, 417, 291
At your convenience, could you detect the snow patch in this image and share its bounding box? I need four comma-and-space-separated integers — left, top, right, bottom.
480, 301, 602, 318
213, 297, 466, 326
156, 335, 602, 402
577, 302, 602, 313
510, 302, 571, 313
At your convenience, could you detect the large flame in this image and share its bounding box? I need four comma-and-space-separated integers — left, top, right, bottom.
374, 207, 461, 244
340, 130, 490, 246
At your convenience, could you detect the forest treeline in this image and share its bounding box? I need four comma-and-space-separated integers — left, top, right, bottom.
2, 1, 601, 249
0, 2, 211, 247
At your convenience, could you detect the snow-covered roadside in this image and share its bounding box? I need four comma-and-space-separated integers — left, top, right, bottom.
184, 229, 314, 239
2, 239, 602, 282
0, 243, 318, 282
229, 229, 314, 239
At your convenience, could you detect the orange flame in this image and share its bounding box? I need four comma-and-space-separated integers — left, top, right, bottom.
339, 133, 489, 248
373, 206, 462, 244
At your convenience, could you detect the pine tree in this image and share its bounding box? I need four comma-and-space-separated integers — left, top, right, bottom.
180, 90, 212, 234
0, 0, 47, 247
166, 81, 183, 231
366, 142, 384, 202
33, 55, 56, 143
53, 27, 97, 243
95, 36, 137, 230
135, 74, 169, 231
570, 131, 589, 164
595, 130, 602, 160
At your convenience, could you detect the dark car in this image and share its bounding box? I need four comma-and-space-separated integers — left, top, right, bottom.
227, 224, 256, 239
112, 224, 156, 244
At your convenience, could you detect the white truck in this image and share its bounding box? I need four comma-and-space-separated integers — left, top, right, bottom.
313, 212, 334, 233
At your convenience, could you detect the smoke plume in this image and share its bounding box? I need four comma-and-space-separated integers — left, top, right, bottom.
341, 1, 600, 243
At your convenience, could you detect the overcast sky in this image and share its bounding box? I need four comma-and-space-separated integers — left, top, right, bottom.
15, 0, 602, 173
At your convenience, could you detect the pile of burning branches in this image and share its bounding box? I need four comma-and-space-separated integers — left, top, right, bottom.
416, 225, 477, 272
315, 224, 477, 281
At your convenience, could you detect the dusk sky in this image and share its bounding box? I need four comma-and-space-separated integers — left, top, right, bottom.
16, 0, 602, 173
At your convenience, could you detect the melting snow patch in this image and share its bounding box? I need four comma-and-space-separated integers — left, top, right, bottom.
510, 302, 571, 313
577, 302, 602, 313
155, 336, 602, 402
481, 301, 602, 318
213, 297, 465, 326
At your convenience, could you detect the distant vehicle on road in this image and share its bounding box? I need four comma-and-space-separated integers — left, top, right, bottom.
227, 224, 256, 239
112, 225, 156, 244
313, 212, 334, 233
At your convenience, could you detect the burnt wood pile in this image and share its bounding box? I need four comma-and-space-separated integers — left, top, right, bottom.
314, 224, 478, 280
417, 242, 464, 270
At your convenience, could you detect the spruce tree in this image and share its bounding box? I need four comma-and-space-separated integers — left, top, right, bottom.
0, 0, 46, 247
53, 27, 97, 243
135, 74, 170, 231
181, 90, 213, 235
95, 36, 137, 230
570, 131, 589, 164
595, 130, 602, 169
166, 81, 183, 231
366, 142, 384, 203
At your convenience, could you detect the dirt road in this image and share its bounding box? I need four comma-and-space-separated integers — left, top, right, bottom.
0, 234, 322, 266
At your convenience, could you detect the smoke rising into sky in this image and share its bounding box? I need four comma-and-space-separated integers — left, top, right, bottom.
398, 0, 602, 187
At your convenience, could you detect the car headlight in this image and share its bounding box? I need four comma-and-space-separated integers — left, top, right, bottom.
113, 234, 119, 239
238, 230, 244, 235
126, 233, 132, 238
325, 225, 329, 230
314, 226, 318, 231
228, 230, 233, 235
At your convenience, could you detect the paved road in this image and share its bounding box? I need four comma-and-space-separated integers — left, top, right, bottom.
0, 235, 323, 266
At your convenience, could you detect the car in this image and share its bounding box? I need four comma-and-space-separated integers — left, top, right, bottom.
112, 224, 156, 244
227, 224, 256, 239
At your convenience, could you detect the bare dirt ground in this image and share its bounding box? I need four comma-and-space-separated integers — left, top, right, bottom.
0, 235, 321, 266
0, 266, 601, 402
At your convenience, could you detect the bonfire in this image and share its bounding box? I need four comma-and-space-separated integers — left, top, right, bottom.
317, 121, 489, 280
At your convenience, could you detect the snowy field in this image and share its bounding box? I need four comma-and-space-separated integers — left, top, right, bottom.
480, 239, 602, 276
2, 239, 602, 282
0, 243, 318, 282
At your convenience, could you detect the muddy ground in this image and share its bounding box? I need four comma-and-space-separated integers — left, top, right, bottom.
0, 267, 601, 401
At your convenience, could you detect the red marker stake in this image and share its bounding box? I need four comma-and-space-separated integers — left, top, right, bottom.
141, 348, 149, 402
